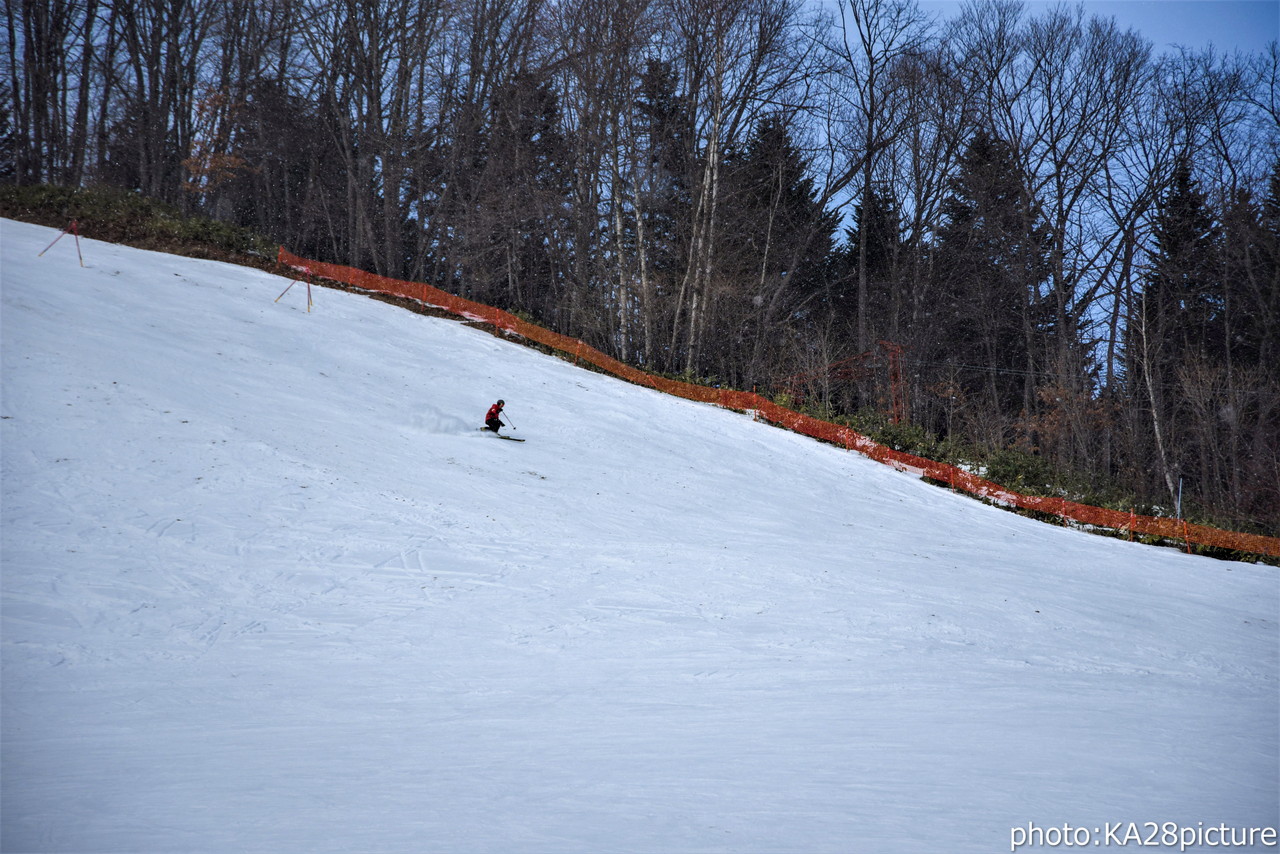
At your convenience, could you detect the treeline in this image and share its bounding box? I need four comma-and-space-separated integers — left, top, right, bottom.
4, 0, 1278, 534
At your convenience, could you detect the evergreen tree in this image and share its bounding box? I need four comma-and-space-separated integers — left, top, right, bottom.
1141, 157, 1225, 369
1221, 160, 1280, 377
1128, 156, 1226, 506
724, 115, 838, 302
836, 181, 904, 340
426, 74, 573, 317
630, 59, 695, 372
485, 72, 574, 322
1175, 160, 1280, 528
223, 79, 332, 260
717, 114, 839, 386
926, 130, 1051, 443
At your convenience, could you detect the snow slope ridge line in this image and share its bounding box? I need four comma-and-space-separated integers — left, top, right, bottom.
277, 246, 1279, 560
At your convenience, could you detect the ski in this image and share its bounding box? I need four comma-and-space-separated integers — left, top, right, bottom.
479, 427, 525, 442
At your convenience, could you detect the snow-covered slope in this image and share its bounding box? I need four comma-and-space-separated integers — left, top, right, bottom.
2, 218, 1276, 853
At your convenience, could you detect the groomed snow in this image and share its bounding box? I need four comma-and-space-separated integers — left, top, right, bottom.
2, 218, 1276, 853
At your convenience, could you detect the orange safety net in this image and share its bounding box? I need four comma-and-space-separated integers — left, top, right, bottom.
278, 247, 1280, 560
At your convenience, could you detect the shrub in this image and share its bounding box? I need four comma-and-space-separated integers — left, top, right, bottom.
0, 184, 272, 258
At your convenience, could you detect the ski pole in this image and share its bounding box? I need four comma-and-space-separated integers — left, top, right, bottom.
504, 410, 517, 430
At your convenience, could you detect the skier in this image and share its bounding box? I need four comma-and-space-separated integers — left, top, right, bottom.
484, 399, 506, 433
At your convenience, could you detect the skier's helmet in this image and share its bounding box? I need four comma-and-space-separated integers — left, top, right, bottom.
498, 399, 505, 406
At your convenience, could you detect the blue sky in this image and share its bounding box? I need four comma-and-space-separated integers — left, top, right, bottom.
918, 0, 1278, 54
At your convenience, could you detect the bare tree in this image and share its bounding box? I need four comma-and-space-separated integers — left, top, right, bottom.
547, 0, 658, 354
105, 0, 222, 201
5, 0, 110, 185
659, 0, 811, 376
1015, 8, 1151, 465
820, 0, 930, 351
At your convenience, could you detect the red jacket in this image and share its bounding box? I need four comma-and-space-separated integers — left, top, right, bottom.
486, 402, 504, 422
